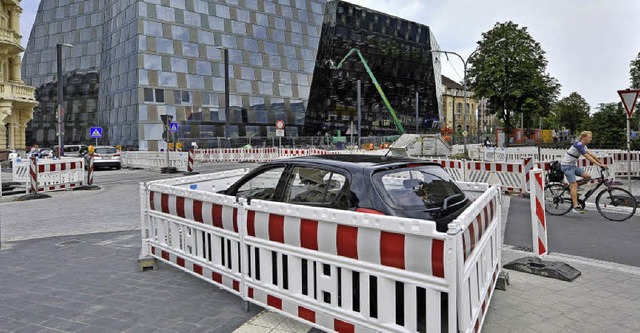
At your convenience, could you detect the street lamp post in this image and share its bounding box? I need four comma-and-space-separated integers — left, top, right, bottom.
56, 43, 73, 158
217, 46, 230, 148
430, 49, 478, 155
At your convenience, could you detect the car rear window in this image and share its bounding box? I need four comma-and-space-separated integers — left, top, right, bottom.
95, 147, 117, 154
373, 165, 465, 211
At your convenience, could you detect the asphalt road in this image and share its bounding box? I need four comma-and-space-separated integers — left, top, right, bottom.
504, 196, 640, 267
0, 162, 259, 242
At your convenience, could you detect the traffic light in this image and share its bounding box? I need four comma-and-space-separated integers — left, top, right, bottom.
162, 128, 168, 142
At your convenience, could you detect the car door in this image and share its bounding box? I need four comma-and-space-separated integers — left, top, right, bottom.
282, 165, 353, 209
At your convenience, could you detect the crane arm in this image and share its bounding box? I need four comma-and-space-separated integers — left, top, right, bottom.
329, 48, 406, 134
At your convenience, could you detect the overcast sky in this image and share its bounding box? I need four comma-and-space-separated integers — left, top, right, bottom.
19, 0, 640, 110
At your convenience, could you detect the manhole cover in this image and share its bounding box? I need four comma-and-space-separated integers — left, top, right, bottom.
56, 240, 84, 246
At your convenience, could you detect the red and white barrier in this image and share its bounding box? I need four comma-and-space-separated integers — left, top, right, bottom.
140, 170, 502, 332
429, 159, 465, 182
529, 168, 547, 257
88, 154, 94, 185
29, 157, 37, 193
19, 157, 85, 193
187, 149, 194, 172
612, 152, 640, 177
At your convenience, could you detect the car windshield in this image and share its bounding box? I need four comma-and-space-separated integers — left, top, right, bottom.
373, 165, 465, 210
95, 147, 117, 154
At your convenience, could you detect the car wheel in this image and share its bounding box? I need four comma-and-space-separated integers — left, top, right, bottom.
115, 165, 122, 170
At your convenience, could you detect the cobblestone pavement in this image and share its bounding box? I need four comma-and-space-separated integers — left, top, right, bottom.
0, 231, 262, 333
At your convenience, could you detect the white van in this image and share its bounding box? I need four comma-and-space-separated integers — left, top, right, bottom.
55, 145, 88, 157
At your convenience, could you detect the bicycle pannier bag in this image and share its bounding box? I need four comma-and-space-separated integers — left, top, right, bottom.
548, 161, 564, 183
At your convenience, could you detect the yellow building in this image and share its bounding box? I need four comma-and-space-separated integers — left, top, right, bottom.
0, 0, 37, 151
441, 75, 478, 137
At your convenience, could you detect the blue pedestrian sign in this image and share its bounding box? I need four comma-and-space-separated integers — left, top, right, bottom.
169, 122, 179, 133
90, 127, 103, 138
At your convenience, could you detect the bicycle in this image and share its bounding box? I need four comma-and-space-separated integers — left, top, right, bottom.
544, 167, 638, 221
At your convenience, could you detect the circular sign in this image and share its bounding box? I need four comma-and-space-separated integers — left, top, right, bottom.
275, 120, 285, 129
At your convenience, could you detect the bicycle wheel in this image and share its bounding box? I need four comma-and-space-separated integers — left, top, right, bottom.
595, 187, 637, 221
544, 184, 573, 215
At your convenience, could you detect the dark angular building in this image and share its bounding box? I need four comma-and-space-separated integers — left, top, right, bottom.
307, 1, 442, 137
22, 0, 442, 149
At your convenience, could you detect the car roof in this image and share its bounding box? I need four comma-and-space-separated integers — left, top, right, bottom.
280, 154, 441, 171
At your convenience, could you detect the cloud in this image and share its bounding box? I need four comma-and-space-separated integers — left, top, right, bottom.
344, 0, 640, 109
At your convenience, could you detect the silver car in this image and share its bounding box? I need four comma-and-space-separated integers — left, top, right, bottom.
86, 146, 122, 170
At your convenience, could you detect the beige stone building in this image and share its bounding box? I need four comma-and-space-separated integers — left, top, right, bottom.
0, 0, 36, 152
441, 75, 478, 137
441, 75, 497, 142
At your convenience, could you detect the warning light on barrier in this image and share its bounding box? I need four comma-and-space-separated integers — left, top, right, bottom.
88, 145, 94, 155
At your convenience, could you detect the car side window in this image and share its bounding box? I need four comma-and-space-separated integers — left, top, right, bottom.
236, 167, 286, 201
284, 167, 350, 208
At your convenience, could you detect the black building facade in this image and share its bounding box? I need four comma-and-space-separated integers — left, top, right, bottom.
305, 1, 442, 136
23, 0, 442, 149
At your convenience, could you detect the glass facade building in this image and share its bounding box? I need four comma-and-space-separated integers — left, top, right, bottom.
307, 1, 442, 136
22, 0, 441, 149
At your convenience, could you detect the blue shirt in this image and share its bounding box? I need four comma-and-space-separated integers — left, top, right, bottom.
561, 141, 587, 165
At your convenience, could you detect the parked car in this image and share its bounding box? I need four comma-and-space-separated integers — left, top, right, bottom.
223, 154, 471, 232
26, 147, 53, 159
86, 146, 121, 170
54, 144, 88, 157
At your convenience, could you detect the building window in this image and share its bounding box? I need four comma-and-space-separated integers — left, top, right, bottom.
172, 90, 191, 105
456, 102, 462, 115
144, 88, 165, 103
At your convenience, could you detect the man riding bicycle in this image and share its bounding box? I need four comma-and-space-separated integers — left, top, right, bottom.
560, 131, 607, 213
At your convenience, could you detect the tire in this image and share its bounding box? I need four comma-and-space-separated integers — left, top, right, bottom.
544, 184, 573, 216
595, 187, 637, 221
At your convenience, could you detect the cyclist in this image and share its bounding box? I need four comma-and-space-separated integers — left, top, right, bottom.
560, 131, 607, 213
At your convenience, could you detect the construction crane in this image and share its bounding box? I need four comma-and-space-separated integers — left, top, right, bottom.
328, 48, 406, 135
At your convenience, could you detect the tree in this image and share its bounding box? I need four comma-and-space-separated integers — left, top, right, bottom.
631, 52, 640, 89
467, 21, 560, 146
589, 103, 626, 148
554, 92, 590, 136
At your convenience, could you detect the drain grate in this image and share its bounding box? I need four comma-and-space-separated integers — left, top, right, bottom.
56, 240, 84, 246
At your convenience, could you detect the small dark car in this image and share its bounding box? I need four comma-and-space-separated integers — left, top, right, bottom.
224, 154, 470, 232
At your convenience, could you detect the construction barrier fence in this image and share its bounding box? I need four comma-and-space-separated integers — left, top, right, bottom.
11, 157, 85, 194
140, 170, 502, 332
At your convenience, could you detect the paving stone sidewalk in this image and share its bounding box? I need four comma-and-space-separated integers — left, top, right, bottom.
485, 248, 640, 332
0, 231, 261, 333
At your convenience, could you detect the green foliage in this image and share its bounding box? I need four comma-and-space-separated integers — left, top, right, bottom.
631, 52, 640, 89
467, 21, 560, 144
589, 103, 626, 148
554, 92, 590, 136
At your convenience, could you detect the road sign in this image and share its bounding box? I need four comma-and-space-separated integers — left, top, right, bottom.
462, 130, 468, 137
618, 89, 640, 118
276, 129, 285, 137
169, 122, 179, 133
90, 127, 102, 138
275, 120, 285, 129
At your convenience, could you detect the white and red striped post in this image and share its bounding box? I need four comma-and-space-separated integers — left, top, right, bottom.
187, 149, 194, 172
88, 154, 94, 185
529, 168, 547, 257
523, 157, 533, 192
29, 157, 38, 193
